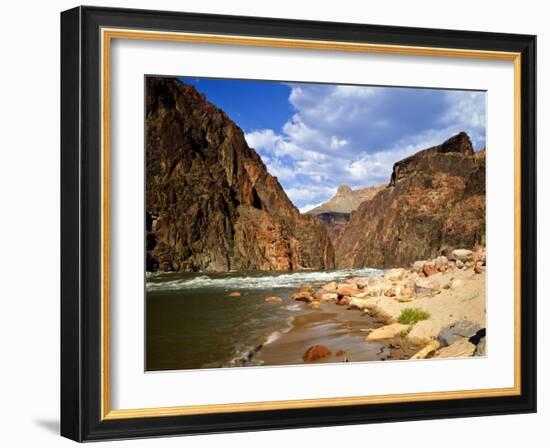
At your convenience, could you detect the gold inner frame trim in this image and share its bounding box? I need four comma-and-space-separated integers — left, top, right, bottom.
100, 27, 522, 421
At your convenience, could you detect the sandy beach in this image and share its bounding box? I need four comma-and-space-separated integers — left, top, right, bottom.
254, 304, 388, 366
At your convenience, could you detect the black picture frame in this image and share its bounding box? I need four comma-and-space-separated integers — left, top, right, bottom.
61, 5, 536, 442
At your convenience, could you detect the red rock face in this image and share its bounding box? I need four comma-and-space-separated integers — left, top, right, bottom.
335, 133, 485, 269
146, 78, 334, 272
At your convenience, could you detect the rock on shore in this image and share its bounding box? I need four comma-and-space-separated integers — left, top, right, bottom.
284, 247, 486, 363
303, 345, 332, 362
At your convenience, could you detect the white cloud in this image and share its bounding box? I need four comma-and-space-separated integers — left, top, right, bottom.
245, 84, 486, 209
298, 202, 325, 214
285, 185, 337, 203
266, 161, 296, 181
440, 90, 486, 149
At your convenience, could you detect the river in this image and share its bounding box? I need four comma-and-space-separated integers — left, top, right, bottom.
146, 267, 383, 371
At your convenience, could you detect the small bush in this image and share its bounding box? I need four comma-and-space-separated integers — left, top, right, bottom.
398, 308, 431, 325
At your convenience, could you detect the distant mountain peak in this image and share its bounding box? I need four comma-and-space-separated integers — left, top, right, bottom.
307, 184, 385, 216
305, 184, 385, 243
336, 184, 353, 196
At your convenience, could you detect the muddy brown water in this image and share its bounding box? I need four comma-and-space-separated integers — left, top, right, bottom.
145, 268, 413, 371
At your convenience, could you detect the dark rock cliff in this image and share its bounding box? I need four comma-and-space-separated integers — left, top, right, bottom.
146, 77, 334, 272
311, 212, 352, 243
335, 132, 485, 268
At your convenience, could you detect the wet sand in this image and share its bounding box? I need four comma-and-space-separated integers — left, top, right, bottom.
253, 303, 409, 366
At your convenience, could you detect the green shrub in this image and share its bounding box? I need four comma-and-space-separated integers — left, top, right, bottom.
398, 308, 431, 325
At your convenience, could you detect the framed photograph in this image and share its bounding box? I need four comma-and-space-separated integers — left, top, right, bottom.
60, 6, 536, 441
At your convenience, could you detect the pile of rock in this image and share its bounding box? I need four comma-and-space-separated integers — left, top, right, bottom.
434, 320, 486, 358
412, 248, 486, 276
288, 248, 486, 310
284, 247, 487, 362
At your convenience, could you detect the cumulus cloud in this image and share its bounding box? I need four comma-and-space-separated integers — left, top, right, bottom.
245, 83, 486, 209
298, 202, 326, 214
285, 185, 337, 203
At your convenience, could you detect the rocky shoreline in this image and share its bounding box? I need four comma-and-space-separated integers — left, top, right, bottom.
252, 247, 486, 364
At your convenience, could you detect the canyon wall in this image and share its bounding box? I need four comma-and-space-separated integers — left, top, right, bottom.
146, 77, 334, 272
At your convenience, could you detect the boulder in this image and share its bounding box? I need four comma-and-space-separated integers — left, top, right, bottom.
474, 264, 486, 274
316, 292, 338, 302
434, 255, 449, 270
384, 283, 411, 298
302, 345, 331, 362
309, 300, 321, 309
452, 249, 473, 261
362, 284, 383, 297
348, 297, 372, 310
415, 277, 440, 296
366, 323, 410, 341
434, 338, 476, 358
386, 268, 406, 281
468, 328, 486, 345
228, 291, 241, 297
406, 320, 442, 345
299, 285, 316, 295
473, 249, 487, 265
336, 285, 362, 297
264, 296, 283, 302
292, 291, 315, 303
410, 340, 440, 359
320, 281, 338, 292
474, 250, 487, 265
412, 260, 428, 273
438, 320, 481, 346
338, 297, 350, 306
423, 264, 438, 277
355, 277, 371, 288
456, 259, 464, 269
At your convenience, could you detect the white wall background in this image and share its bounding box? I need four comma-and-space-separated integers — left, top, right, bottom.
0, 0, 545, 446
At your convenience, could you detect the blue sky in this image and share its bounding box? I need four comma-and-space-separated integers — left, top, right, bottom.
179, 77, 486, 212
